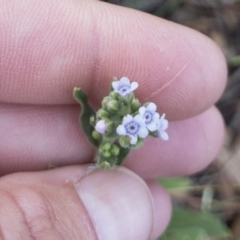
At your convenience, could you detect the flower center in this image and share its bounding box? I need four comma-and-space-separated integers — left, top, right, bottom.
144, 111, 153, 124
119, 85, 130, 94
125, 121, 140, 135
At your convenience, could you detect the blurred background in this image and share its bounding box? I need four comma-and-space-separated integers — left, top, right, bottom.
102, 1, 240, 239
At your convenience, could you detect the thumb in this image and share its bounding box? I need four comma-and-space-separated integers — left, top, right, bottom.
0, 165, 154, 240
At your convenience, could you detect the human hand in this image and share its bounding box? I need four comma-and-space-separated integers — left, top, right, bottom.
0, 0, 227, 239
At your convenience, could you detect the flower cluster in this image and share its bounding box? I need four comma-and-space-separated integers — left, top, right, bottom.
94, 77, 169, 147
74, 77, 169, 169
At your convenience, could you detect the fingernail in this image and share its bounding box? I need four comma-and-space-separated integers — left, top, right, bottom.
75, 167, 153, 240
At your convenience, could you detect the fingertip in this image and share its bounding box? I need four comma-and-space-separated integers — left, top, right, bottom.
191, 106, 225, 172
75, 166, 154, 240
147, 180, 172, 240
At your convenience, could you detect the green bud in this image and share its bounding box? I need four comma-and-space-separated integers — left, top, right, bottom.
118, 95, 128, 105
97, 109, 110, 119
106, 100, 120, 113
131, 98, 141, 112
89, 115, 95, 127
119, 136, 131, 148
102, 96, 111, 109
92, 130, 102, 140
102, 143, 111, 151
99, 143, 111, 158
111, 144, 120, 156
132, 138, 144, 148
110, 91, 120, 100
106, 122, 114, 132
98, 161, 111, 169
102, 151, 111, 158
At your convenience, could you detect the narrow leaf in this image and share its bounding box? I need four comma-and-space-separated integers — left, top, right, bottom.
73, 87, 99, 147
158, 177, 192, 192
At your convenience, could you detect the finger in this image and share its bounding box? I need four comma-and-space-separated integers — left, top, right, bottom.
0, 0, 226, 119
126, 106, 224, 178
0, 104, 223, 178
147, 180, 172, 240
0, 104, 94, 174
0, 166, 170, 240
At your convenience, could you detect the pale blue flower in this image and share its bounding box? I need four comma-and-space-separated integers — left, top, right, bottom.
139, 102, 159, 131
116, 114, 148, 144
112, 77, 138, 97
157, 114, 169, 140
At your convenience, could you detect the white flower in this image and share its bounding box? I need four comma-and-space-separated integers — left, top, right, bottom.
157, 114, 169, 140
116, 114, 148, 144
139, 102, 159, 131
112, 77, 138, 97
95, 120, 107, 134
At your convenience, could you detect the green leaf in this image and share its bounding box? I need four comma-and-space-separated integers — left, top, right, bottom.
160, 227, 209, 240
158, 177, 192, 192
73, 87, 99, 147
116, 145, 131, 165
160, 207, 231, 239
228, 55, 240, 67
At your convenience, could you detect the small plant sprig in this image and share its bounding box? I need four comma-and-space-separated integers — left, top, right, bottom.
73, 77, 169, 169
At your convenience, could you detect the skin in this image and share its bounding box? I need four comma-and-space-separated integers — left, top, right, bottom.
0, 0, 227, 239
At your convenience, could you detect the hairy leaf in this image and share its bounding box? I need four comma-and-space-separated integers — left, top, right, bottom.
73, 88, 99, 147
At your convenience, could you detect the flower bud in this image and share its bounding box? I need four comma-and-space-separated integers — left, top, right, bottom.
95, 120, 107, 134
102, 96, 111, 109
99, 143, 112, 158
131, 98, 141, 112
111, 144, 120, 156
106, 122, 114, 132
89, 115, 95, 127
110, 91, 120, 100
107, 100, 120, 112
119, 136, 131, 148
102, 142, 111, 151
98, 161, 111, 169
97, 109, 110, 120
92, 130, 102, 140
102, 151, 111, 158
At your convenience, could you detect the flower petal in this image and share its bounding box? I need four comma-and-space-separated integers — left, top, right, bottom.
138, 127, 149, 138
117, 125, 126, 135
130, 82, 138, 91
139, 106, 146, 116
134, 114, 145, 126
159, 130, 169, 141
120, 77, 130, 86
130, 135, 138, 144
147, 121, 157, 131
112, 81, 118, 90
147, 102, 157, 112
160, 113, 166, 121
153, 112, 160, 122
162, 119, 169, 130
122, 114, 133, 125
